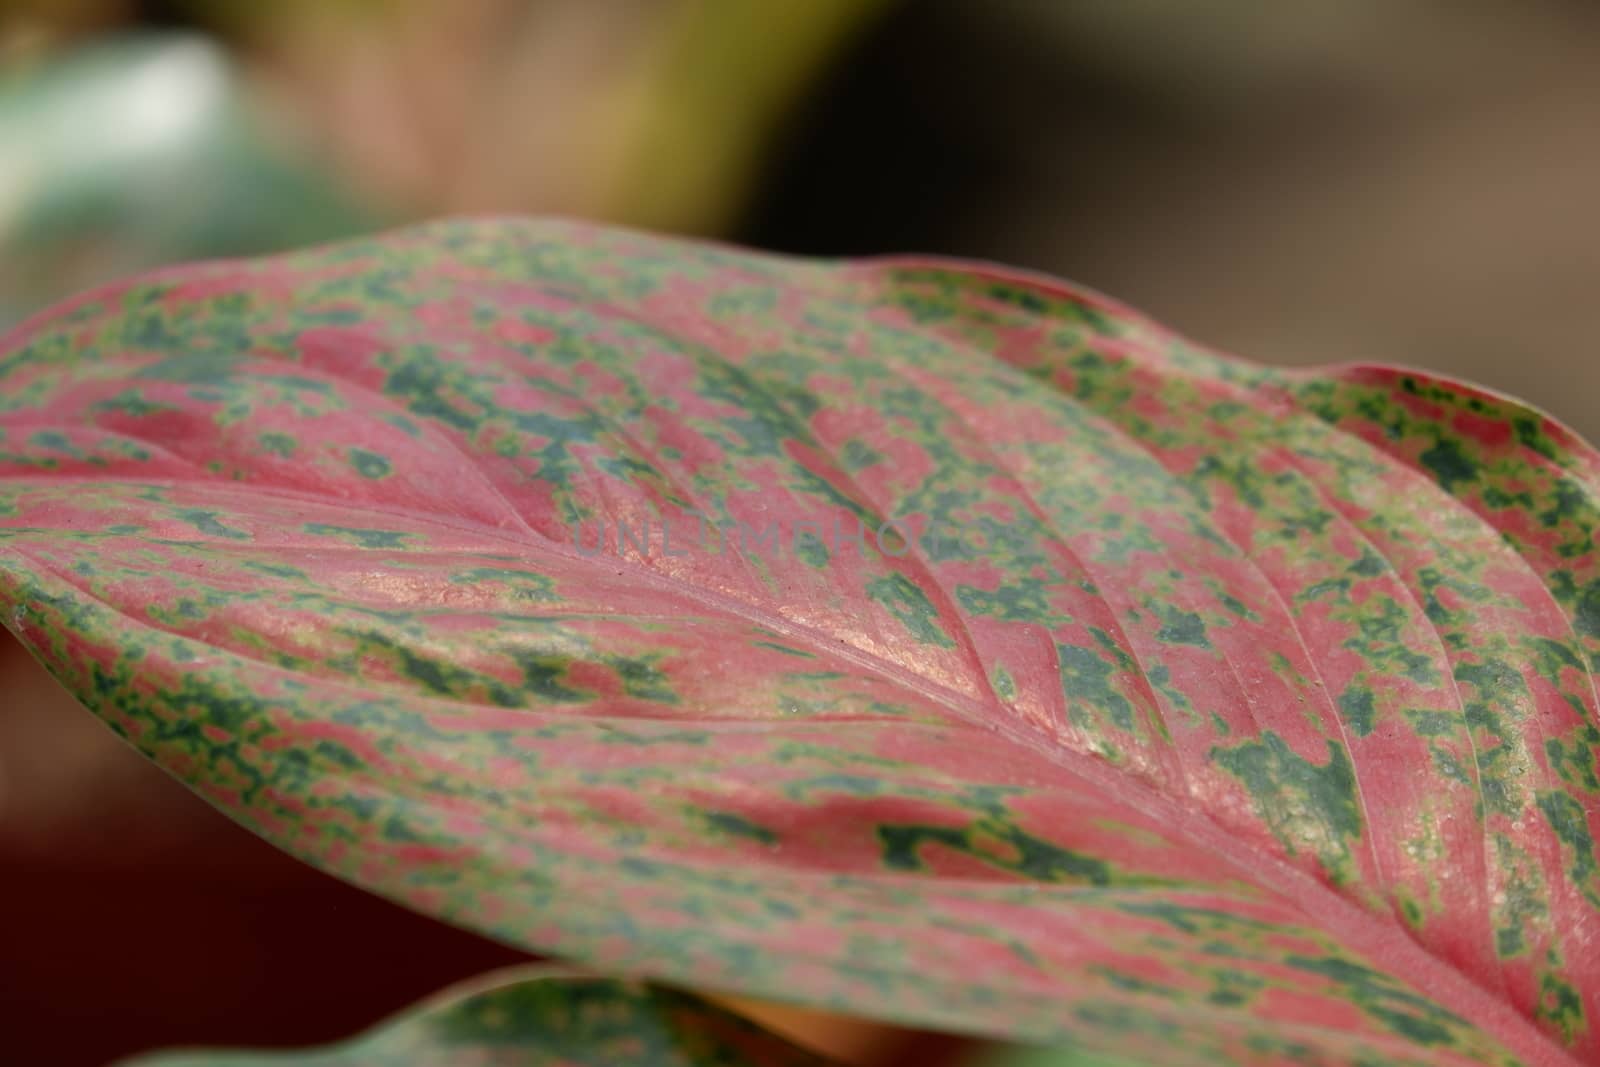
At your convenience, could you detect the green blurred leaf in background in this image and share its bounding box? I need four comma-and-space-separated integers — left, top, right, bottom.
119, 968, 839, 1067
0, 32, 376, 328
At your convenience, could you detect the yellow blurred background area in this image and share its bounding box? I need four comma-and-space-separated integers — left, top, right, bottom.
3, 2, 1599, 1065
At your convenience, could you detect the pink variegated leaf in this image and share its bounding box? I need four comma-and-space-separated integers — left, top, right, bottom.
3, 219, 1599, 1066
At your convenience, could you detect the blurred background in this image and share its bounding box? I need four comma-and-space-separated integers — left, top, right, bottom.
2, 1, 1599, 1064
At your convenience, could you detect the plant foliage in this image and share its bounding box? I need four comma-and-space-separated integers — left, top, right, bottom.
3, 220, 1599, 1066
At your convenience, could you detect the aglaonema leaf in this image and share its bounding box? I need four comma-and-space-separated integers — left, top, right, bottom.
2, 219, 1598, 1066
119, 967, 838, 1066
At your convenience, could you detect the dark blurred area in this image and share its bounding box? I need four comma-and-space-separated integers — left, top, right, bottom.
3, 2, 1599, 1065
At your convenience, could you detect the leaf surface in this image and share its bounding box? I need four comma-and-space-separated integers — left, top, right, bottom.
3, 220, 1600, 1066
119, 967, 835, 1066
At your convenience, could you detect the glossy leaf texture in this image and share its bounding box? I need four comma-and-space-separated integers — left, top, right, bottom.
3, 219, 1600, 1067
120, 967, 836, 1066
